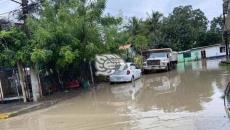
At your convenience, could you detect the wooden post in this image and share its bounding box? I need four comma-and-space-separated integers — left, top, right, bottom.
17, 62, 27, 102
89, 61, 95, 87
0, 80, 4, 102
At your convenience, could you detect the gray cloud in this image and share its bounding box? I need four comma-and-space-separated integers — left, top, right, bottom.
0, 0, 223, 21
105, 0, 222, 20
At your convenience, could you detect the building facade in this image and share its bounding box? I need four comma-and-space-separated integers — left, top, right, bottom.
178, 44, 227, 63
223, 0, 230, 55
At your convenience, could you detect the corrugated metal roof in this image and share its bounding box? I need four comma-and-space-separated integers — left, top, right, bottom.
142, 48, 172, 53
191, 43, 224, 50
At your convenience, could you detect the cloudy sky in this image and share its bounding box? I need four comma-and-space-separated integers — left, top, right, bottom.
105, 0, 222, 21
0, 0, 223, 21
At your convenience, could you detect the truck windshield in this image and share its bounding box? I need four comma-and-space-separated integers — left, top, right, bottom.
149, 53, 167, 58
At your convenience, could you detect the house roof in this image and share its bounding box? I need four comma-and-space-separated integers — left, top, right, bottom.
178, 43, 225, 54
142, 48, 172, 53
178, 50, 191, 54
191, 43, 224, 51
119, 44, 133, 50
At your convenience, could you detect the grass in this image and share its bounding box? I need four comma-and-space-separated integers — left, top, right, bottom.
219, 60, 230, 66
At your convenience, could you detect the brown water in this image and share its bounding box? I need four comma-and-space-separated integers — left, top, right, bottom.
1, 59, 230, 130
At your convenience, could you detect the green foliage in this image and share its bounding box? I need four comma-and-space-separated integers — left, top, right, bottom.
31, 48, 53, 63
0, 28, 30, 65
134, 55, 143, 69
28, 0, 120, 69
163, 5, 208, 51
124, 5, 221, 51
57, 46, 78, 67
134, 35, 148, 53
0, 3, 224, 74
210, 16, 223, 34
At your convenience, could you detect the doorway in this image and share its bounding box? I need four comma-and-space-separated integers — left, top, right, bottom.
201, 50, 206, 59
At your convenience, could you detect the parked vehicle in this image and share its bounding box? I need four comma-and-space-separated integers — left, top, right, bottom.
109, 63, 142, 83
65, 80, 80, 89
143, 48, 178, 72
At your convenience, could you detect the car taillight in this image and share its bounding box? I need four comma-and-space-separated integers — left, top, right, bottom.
127, 70, 130, 75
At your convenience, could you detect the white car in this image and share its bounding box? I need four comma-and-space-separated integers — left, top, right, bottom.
109, 63, 142, 83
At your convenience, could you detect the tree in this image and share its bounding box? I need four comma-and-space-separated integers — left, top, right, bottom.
133, 35, 148, 69
134, 35, 148, 54
210, 16, 223, 34
144, 11, 164, 48
126, 17, 144, 43
163, 5, 208, 51
0, 28, 31, 102
28, 0, 122, 87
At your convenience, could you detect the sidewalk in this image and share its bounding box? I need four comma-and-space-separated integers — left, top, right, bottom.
0, 89, 82, 120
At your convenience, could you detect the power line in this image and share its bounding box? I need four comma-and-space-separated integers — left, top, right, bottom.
10, 0, 22, 4
0, 6, 21, 16
0, 1, 40, 16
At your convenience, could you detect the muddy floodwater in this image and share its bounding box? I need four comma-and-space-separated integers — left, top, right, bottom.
1, 59, 230, 130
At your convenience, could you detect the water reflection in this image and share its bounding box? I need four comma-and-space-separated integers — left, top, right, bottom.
129, 59, 227, 113
177, 58, 224, 73
100, 59, 229, 113
143, 73, 180, 94
1, 59, 230, 130
138, 72, 205, 112
111, 79, 143, 101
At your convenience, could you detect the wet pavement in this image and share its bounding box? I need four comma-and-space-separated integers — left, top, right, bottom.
1, 59, 230, 130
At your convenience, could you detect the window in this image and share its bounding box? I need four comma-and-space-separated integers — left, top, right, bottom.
149, 53, 167, 58
183, 52, 191, 58
220, 47, 226, 53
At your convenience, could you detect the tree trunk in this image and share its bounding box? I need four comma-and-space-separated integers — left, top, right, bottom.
30, 64, 41, 102
226, 37, 229, 59
56, 69, 64, 91
17, 61, 27, 102
89, 61, 94, 87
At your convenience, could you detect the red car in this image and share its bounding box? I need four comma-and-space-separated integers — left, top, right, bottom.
66, 80, 80, 89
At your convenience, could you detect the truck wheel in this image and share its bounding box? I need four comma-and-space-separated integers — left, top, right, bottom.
143, 69, 148, 74
167, 64, 170, 71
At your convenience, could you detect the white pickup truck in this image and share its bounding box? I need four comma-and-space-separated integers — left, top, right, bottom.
143, 48, 177, 72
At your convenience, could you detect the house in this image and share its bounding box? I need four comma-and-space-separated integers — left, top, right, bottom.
178, 44, 227, 63
119, 44, 136, 61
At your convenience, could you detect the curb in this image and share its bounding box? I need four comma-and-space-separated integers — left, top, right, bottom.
0, 103, 42, 120
0, 100, 58, 120
0, 113, 9, 120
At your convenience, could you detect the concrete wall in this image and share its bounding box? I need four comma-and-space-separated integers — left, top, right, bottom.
191, 50, 201, 60
178, 50, 200, 63
178, 53, 192, 63
177, 54, 184, 62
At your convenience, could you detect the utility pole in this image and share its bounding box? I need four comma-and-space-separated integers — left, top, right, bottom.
21, 0, 42, 102
21, 0, 29, 33
10, 0, 30, 102
10, 0, 29, 32
223, 0, 230, 58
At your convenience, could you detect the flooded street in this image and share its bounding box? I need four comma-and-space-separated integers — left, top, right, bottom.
1, 59, 230, 130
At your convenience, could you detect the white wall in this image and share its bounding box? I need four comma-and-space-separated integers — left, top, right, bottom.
205, 46, 226, 58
